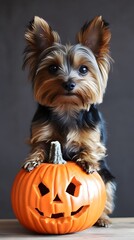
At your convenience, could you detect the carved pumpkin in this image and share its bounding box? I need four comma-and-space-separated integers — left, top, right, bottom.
11, 142, 106, 234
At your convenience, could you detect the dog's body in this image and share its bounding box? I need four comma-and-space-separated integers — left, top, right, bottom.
23, 16, 116, 226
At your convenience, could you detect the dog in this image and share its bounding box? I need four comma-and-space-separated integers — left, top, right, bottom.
23, 16, 116, 227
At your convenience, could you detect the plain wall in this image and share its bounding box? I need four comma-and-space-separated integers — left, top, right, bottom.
0, 0, 134, 218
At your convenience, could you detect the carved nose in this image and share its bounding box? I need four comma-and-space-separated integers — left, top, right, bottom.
53, 194, 62, 203
63, 80, 76, 91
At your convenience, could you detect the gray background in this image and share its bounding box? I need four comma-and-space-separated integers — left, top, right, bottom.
0, 0, 134, 218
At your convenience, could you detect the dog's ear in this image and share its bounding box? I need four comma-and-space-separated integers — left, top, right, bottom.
76, 16, 111, 96
23, 16, 61, 80
76, 16, 111, 58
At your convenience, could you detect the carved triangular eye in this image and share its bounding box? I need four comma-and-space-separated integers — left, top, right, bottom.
66, 177, 81, 197
38, 182, 49, 196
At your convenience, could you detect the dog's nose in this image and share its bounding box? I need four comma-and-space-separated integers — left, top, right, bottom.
63, 80, 76, 91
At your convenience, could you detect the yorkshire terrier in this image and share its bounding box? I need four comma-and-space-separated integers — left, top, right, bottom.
23, 16, 116, 227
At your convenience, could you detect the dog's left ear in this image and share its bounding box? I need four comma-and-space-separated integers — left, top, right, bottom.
77, 16, 111, 96
76, 16, 111, 58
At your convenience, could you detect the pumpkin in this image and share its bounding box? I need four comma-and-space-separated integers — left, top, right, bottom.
11, 141, 106, 234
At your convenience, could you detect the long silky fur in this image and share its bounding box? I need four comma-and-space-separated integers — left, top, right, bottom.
23, 16, 116, 226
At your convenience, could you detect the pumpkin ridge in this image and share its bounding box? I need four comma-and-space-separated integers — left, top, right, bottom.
77, 175, 90, 231
64, 163, 77, 233
17, 171, 28, 225
29, 166, 44, 232
92, 173, 105, 220
36, 164, 51, 232
53, 163, 62, 236
60, 162, 73, 233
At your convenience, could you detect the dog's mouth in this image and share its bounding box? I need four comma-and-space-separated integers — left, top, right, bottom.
64, 92, 76, 96
35, 205, 89, 219
38, 89, 88, 109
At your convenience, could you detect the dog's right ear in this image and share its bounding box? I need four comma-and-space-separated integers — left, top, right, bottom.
23, 16, 61, 80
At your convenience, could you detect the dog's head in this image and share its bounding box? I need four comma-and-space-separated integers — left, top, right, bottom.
23, 16, 111, 111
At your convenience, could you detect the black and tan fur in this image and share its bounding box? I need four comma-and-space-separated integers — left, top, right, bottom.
23, 16, 116, 226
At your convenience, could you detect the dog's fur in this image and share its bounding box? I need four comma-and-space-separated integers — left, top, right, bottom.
23, 16, 116, 226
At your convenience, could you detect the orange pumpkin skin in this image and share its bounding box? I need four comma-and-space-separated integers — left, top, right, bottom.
11, 162, 106, 234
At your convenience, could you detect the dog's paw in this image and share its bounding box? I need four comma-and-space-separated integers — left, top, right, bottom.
95, 216, 112, 227
23, 159, 43, 172
76, 159, 99, 174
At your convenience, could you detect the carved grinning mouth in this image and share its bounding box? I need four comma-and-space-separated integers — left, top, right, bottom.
51, 213, 64, 218
35, 208, 44, 216
71, 206, 83, 216
35, 205, 88, 219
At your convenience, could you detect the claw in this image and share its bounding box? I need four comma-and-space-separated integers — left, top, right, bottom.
23, 159, 43, 172
76, 159, 98, 174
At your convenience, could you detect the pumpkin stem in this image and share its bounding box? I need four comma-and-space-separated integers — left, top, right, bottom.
48, 141, 66, 164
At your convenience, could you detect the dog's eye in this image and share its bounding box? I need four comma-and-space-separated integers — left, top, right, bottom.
79, 65, 88, 75
48, 65, 59, 74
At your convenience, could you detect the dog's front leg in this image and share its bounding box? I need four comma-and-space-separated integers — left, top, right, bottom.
23, 142, 48, 171
75, 140, 106, 174
76, 151, 100, 174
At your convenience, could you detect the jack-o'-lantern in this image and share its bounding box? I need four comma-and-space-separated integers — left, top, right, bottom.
11, 141, 106, 234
